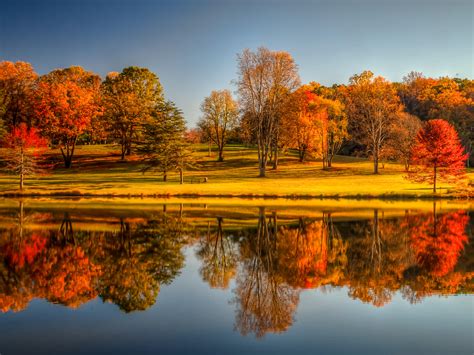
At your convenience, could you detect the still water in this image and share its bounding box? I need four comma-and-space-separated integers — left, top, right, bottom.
0, 199, 472, 354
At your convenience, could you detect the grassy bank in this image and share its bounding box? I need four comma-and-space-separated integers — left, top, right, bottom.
0, 144, 472, 199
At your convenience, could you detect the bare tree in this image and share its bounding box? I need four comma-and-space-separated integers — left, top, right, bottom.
383, 112, 421, 171
199, 90, 239, 162
237, 48, 300, 177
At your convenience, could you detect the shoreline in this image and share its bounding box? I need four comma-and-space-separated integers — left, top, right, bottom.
0, 191, 471, 200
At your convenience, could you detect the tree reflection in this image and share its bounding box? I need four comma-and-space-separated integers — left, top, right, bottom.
197, 217, 238, 289
233, 208, 299, 338
344, 210, 412, 306
99, 215, 189, 312
275, 213, 347, 289
0, 202, 471, 339
0, 205, 190, 313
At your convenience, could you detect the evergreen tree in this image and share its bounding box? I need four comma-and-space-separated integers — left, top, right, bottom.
138, 101, 195, 182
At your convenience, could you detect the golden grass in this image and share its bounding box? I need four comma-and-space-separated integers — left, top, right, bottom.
0, 144, 472, 198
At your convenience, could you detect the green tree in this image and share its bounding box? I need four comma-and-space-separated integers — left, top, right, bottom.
102, 67, 164, 159
138, 101, 194, 182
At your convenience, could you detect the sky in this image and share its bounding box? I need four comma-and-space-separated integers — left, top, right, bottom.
1, 0, 472, 126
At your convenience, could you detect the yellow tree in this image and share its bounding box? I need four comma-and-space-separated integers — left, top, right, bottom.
199, 90, 239, 162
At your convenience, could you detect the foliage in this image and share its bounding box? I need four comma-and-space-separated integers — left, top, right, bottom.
34, 66, 101, 168
0, 61, 38, 128
101, 67, 164, 159
199, 90, 239, 161
407, 119, 468, 193
2, 123, 48, 190
343, 71, 402, 174
398, 73, 474, 166
138, 101, 195, 182
382, 112, 421, 170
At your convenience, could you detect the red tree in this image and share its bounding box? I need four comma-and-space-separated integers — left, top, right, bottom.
34, 67, 101, 168
408, 119, 468, 193
3, 123, 48, 190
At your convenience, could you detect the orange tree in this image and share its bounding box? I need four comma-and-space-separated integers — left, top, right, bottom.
34, 66, 102, 168
0, 61, 37, 128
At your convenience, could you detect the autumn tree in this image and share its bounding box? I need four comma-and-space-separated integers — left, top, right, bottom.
0, 61, 37, 128
199, 90, 239, 162
397, 73, 474, 166
2, 123, 48, 190
281, 87, 321, 162
281, 84, 348, 167
34, 66, 101, 168
344, 71, 402, 173
101, 67, 164, 159
313, 87, 349, 169
237, 47, 300, 176
382, 112, 421, 171
138, 101, 194, 182
407, 119, 468, 193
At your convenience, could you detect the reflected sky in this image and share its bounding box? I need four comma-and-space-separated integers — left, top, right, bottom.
0, 200, 472, 354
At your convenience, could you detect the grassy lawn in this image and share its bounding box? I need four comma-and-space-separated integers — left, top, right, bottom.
0, 144, 472, 198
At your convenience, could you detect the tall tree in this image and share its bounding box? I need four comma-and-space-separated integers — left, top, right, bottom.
2, 123, 48, 190
0, 61, 37, 128
199, 90, 239, 162
34, 66, 101, 168
138, 101, 193, 182
407, 119, 468, 193
237, 47, 300, 176
102, 67, 164, 159
344, 71, 402, 174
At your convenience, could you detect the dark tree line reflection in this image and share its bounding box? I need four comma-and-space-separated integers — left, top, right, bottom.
0, 203, 472, 338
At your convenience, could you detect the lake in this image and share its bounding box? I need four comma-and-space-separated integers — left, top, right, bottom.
0, 198, 472, 354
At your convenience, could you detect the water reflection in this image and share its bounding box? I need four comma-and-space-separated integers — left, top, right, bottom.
0, 201, 472, 338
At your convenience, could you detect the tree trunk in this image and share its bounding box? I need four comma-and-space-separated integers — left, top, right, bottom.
64, 156, 72, 168
20, 148, 24, 191
121, 143, 126, 160
272, 145, 278, 170
179, 169, 183, 184
217, 148, 224, 162
208, 138, 212, 157
258, 159, 266, 177
299, 148, 305, 162
433, 164, 437, 193
163, 171, 167, 182
373, 152, 379, 174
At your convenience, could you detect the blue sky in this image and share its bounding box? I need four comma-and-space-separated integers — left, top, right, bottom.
1, 0, 472, 125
